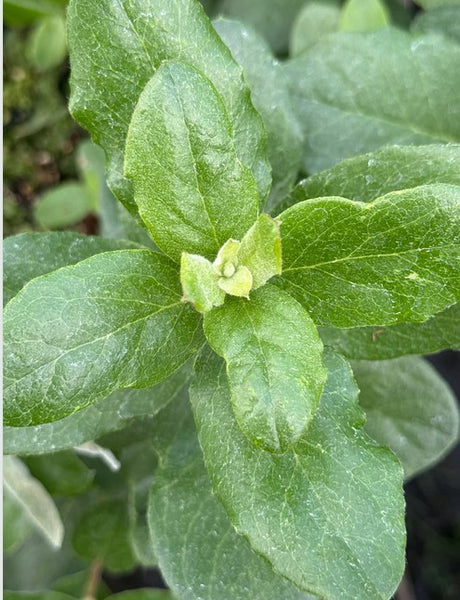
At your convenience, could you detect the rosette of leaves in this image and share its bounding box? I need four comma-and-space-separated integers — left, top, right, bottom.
4, 1, 460, 599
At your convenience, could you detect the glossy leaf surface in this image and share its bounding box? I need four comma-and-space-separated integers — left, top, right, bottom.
204, 285, 326, 452
190, 348, 405, 600
4, 250, 203, 426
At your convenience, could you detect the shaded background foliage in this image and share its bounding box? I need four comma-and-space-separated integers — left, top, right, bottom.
3, 0, 459, 599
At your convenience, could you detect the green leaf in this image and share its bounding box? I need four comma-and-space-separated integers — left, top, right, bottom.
4, 457, 64, 549
415, 0, 460, 9
33, 183, 91, 230
238, 214, 282, 289
339, 0, 390, 32
27, 15, 67, 72
23, 451, 94, 497
277, 184, 460, 327
125, 61, 258, 261
4, 592, 75, 600
285, 28, 460, 173
180, 253, 226, 313
3, 489, 33, 556
105, 592, 173, 600
3, 362, 192, 456
72, 499, 135, 572
67, 0, 270, 214
352, 357, 460, 478
279, 144, 460, 213
3, 0, 62, 26
190, 347, 405, 600
412, 5, 460, 44
219, 0, 305, 53
319, 303, 460, 360
204, 285, 326, 452
217, 265, 253, 297
4, 249, 204, 426
3, 232, 141, 306
149, 395, 313, 600
290, 2, 341, 57
214, 19, 303, 209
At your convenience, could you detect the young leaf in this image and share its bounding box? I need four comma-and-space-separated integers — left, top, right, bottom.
23, 451, 94, 496
67, 0, 270, 213
190, 347, 405, 600
277, 184, 460, 327
339, 0, 390, 32
3, 362, 192, 456
3, 489, 32, 556
72, 498, 135, 572
204, 285, 326, 453
214, 19, 303, 209
4, 457, 64, 550
181, 253, 226, 313
4, 250, 203, 426
319, 303, 460, 360
412, 5, 460, 44
27, 14, 67, 71
3, 232, 141, 306
149, 395, 312, 600
290, 2, 341, 57
279, 144, 460, 212
352, 357, 460, 479
238, 214, 282, 289
33, 183, 91, 230
285, 28, 460, 173
125, 61, 258, 261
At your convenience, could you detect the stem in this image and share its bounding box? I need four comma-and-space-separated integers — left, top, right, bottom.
82, 560, 102, 600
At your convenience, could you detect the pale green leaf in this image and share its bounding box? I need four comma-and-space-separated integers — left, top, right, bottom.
4, 250, 203, 426
277, 184, 460, 327
125, 61, 258, 261
290, 2, 341, 56
180, 253, 225, 313
279, 144, 460, 212
34, 183, 91, 230
149, 394, 313, 600
23, 451, 94, 496
204, 285, 326, 452
217, 265, 253, 298
72, 499, 135, 572
340, 0, 390, 32
190, 348, 405, 600
3, 362, 192, 456
3, 232, 141, 306
214, 18, 303, 209
27, 14, 67, 71
238, 214, 282, 289
67, 0, 270, 213
3, 489, 33, 556
319, 303, 460, 360
219, 0, 305, 53
352, 357, 460, 478
412, 5, 460, 44
285, 28, 460, 173
4, 457, 64, 549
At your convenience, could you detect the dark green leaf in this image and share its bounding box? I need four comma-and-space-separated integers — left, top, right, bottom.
412, 5, 460, 44
285, 28, 460, 173
190, 348, 405, 600
67, 0, 270, 213
3, 362, 192, 456
3, 0, 62, 26
352, 357, 459, 478
319, 303, 460, 360
125, 61, 258, 261
23, 451, 94, 497
3, 232, 141, 306
149, 394, 313, 600
4, 250, 203, 426
204, 285, 326, 452
277, 184, 460, 327
279, 144, 460, 212
214, 19, 303, 209
72, 499, 135, 572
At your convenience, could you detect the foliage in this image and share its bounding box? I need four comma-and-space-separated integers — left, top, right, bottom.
4, 1, 460, 599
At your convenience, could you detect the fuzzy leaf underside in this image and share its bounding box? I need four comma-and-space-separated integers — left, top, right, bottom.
190, 347, 405, 600
277, 184, 460, 327
4, 250, 203, 426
